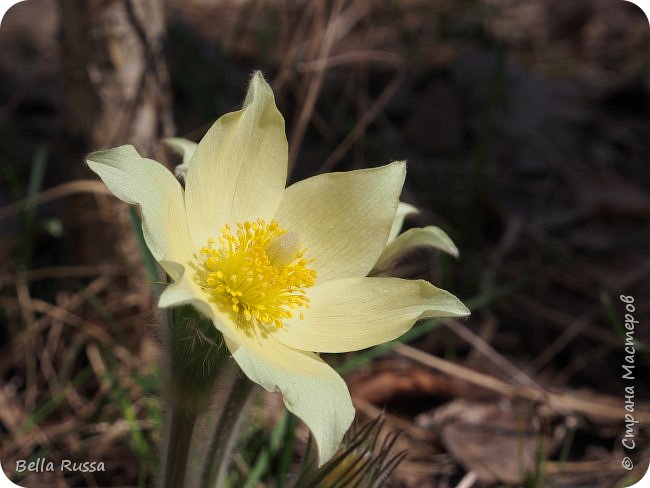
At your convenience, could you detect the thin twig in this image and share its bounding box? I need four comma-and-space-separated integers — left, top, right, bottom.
455, 471, 478, 488
527, 307, 599, 374
287, 0, 344, 174
15, 277, 39, 411
0, 264, 126, 287
0, 180, 110, 222
444, 319, 541, 389
316, 52, 405, 173
394, 344, 650, 423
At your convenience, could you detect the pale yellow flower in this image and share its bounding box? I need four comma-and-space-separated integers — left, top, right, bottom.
87, 72, 469, 463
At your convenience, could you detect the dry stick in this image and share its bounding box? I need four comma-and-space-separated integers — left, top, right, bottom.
274, 1, 291, 63
527, 307, 598, 374
274, 0, 368, 95
0, 296, 116, 345
37, 331, 61, 406
0, 180, 110, 221
45, 316, 67, 407
307, 105, 338, 143
0, 264, 127, 287
291, 2, 327, 140
287, 0, 344, 174
14, 277, 80, 404
545, 457, 640, 474
479, 216, 523, 294
0, 387, 30, 441
0, 279, 110, 458
466, 312, 497, 363
554, 343, 613, 384
519, 297, 620, 348
314, 52, 405, 173
272, 3, 314, 94
296, 50, 406, 80
285, 50, 405, 175
0, 276, 112, 374
443, 319, 541, 389
8, 304, 121, 416
527, 258, 650, 374
393, 343, 650, 424
398, 458, 456, 477
354, 58, 370, 169
15, 277, 39, 412
81, 419, 154, 461
0, 293, 134, 376
455, 471, 479, 488
86, 343, 111, 395
9, 381, 108, 461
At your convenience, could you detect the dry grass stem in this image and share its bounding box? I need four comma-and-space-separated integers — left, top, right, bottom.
0, 180, 111, 222
394, 344, 650, 423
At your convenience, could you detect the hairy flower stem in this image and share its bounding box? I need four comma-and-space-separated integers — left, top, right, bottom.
164, 410, 197, 488
201, 372, 257, 488
160, 305, 228, 487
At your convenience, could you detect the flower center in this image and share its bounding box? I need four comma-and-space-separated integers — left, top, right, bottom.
193, 219, 316, 330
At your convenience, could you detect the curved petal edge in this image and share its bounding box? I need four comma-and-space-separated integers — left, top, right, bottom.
277, 277, 470, 353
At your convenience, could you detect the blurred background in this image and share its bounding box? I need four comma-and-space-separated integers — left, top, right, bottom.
0, 0, 649, 486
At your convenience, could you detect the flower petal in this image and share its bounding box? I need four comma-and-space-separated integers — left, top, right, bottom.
158, 272, 215, 321
276, 277, 470, 353
159, 274, 250, 350
163, 137, 197, 178
184, 72, 288, 247
373, 226, 459, 272
388, 201, 419, 242
86, 145, 193, 280
275, 162, 406, 282
225, 333, 354, 464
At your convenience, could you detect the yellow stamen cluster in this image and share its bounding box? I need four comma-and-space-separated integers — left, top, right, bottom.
194, 219, 316, 330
